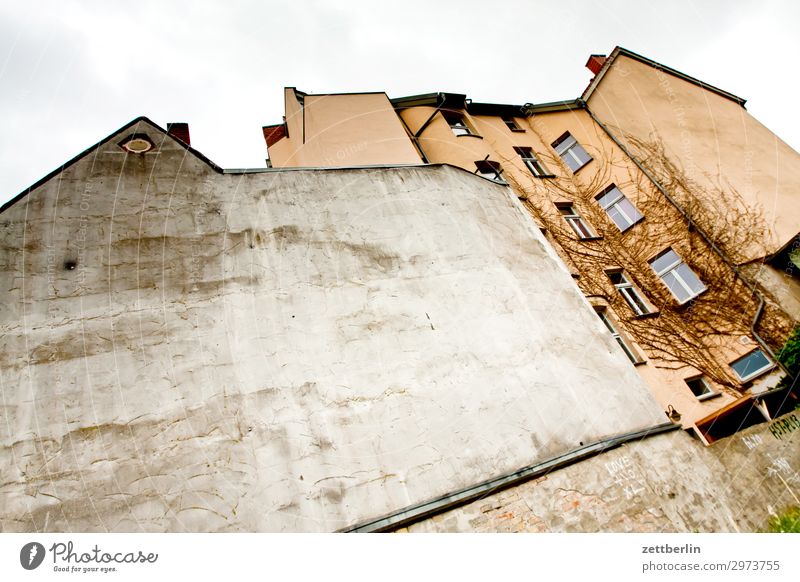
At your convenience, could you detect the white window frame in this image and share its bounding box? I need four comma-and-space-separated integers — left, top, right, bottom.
443, 111, 473, 136
556, 204, 595, 239
514, 146, 550, 177
596, 185, 643, 231
650, 248, 706, 304
608, 271, 652, 316
552, 133, 592, 172
595, 308, 643, 364
730, 349, 774, 382
685, 376, 717, 401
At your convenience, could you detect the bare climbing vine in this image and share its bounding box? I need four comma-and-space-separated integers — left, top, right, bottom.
496, 128, 793, 391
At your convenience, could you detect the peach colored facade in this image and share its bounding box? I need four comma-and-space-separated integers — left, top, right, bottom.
266, 88, 421, 168
262, 48, 800, 443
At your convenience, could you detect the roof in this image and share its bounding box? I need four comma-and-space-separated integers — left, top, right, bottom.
0, 116, 223, 216
582, 46, 747, 107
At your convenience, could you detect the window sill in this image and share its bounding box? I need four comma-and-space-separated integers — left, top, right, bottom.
696, 392, 722, 402
634, 311, 660, 320
456, 133, 483, 139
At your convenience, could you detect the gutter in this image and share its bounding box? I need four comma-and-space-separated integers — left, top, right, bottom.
341, 421, 679, 532
582, 103, 787, 378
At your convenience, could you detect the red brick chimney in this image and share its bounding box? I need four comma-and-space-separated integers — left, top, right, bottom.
167, 123, 191, 145
585, 54, 607, 76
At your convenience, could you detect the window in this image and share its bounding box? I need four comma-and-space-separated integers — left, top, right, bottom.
442, 111, 473, 136
556, 203, 595, 239
730, 349, 773, 382
474, 160, 506, 183
608, 271, 653, 315
596, 185, 644, 231
649, 248, 706, 304
685, 376, 717, 401
513, 146, 550, 177
502, 116, 524, 132
595, 308, 642, 364
552, 132, 592, 172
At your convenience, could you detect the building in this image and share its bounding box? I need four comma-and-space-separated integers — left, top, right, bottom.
2, 50, 799, 534
263, 47, 800, 444
0, 117, 681, 532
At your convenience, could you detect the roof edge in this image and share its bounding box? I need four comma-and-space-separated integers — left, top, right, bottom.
582, 46, 747, 107
0, 116, 224, 216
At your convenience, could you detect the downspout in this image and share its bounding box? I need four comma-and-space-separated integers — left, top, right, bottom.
396, 114, 429, 163
394, 93, 447, 164
581, 103, 786, 375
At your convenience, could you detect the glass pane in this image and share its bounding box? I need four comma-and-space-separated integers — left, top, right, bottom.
571, 143, 592, 166
598, 311, 616, 333
662, 271, 691, 303
555, 134, 576, 153
562, 151, 581, 172
597, 188, 621, 209
651, 250, 680, 274
617, 197, 643, 225
686, 378, 711, 397
606, 205, 630, 230
622, 288, 650, 315
731, 350, 771, 380
674, 262, 705, 294
615, 337, 638, 363
568, 218, 592, 238
608, 272, 624, 285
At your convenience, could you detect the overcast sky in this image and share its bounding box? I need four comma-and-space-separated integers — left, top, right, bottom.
1, 0, 799, 204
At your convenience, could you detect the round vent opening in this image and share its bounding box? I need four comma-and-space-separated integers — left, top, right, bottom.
123, 138, 153, 153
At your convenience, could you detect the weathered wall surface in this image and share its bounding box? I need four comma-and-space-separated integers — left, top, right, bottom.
0, 119, 668, 532
586, 52, 800, 259
403, 412, 800, 532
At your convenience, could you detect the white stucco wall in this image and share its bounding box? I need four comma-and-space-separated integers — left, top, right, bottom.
0, 119, 667, 532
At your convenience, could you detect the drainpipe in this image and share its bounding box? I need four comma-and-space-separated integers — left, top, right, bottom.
581, 103, 786, 375
394, 93, 447, 164
396, 114, 429, 163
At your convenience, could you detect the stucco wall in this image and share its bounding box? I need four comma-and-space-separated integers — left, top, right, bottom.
586, 53, 800, 259
0, 119, 667, 532
269, 91, 421, 167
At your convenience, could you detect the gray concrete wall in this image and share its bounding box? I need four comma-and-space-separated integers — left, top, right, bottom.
0, 119, 668, 532
402, 412, 800, 533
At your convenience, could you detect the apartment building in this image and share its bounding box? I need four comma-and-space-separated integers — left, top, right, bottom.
263, 48, 800, 443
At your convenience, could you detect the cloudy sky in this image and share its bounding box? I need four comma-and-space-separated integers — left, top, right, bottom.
1, 0, 798, 203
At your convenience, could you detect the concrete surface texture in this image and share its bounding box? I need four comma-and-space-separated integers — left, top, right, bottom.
402, 411, 800, 533
0, 119, 667, 532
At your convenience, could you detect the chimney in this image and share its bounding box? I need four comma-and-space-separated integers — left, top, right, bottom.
167, 122, 191, 145
585, 54, 607, 76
